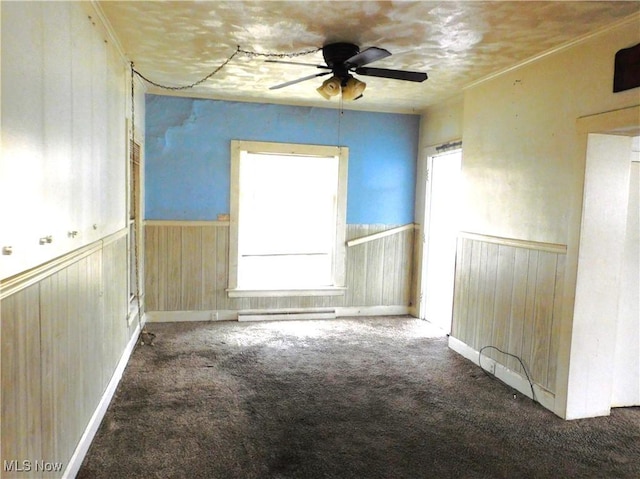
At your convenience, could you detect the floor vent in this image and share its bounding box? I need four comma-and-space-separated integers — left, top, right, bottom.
238, 309, 336, 322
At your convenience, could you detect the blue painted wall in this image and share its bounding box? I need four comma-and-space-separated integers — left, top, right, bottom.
145, 94, 420, 224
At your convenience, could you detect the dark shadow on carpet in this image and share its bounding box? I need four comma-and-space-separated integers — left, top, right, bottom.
78, 317, 640, 479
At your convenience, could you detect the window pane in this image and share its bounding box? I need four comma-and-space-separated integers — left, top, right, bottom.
237, 152, 339, 288
239, 254, 332, 288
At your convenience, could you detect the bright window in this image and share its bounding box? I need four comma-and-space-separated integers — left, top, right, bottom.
228, 141, 348, 296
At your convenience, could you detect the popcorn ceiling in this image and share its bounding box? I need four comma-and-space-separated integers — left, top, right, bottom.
99, 1, 639, 113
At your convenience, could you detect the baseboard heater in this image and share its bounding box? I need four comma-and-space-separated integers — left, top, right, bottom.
238, 309, 337, 322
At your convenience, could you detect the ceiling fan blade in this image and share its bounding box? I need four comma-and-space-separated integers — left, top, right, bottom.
344, 47, 391, 68
269, 71, 332, 90
265, 59, 330, 69
355, 67, 428, 82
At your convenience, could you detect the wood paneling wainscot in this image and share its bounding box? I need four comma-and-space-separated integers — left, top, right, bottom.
144, 222, 414, 317
1, 232, 133, 478
451, 233, 566, 395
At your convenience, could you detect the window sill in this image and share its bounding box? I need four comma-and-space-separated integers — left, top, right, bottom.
227, 287, 347, 298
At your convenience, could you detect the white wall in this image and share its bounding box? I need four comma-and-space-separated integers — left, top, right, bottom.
0, 1, 128, 280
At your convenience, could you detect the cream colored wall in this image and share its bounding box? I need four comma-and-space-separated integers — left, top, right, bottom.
421, 15, 640, 418
462, 17, 639, 244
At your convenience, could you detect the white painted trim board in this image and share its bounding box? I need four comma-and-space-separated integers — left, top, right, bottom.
145, 310, 237, 322
346, 223, 415, 247
144, 305, 411, 323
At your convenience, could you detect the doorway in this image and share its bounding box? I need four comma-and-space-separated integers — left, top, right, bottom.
568, 109, 640, 418
419, 147, 462, 334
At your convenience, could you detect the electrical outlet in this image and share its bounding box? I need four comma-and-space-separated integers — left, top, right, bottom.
488, 362, 496, 375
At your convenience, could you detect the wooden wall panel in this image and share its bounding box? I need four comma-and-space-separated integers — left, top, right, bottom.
451, 234, 566, 393
144, 223, 414, 313
364, 226, 386, 305
491, 246, 516, 358
40, 267, 70, 471
345, 225, 368, 306
201, 226, 217, 311
466, 239, 483, 346
40, 252, 104, 473
1, 284, 42, 478
506, 248, 529, 373
547, 254, 566, 389
101, 236, 129, 387
1, 231, 132, 479
181, 227, 203, 310
144, 225, 160, 312
452, 238, 471, 340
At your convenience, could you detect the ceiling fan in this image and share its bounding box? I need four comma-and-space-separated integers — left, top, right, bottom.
268, 42, 428, 101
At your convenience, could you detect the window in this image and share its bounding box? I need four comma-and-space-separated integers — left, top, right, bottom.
228, 140, 348, 297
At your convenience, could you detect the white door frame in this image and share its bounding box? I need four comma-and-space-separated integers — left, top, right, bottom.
557, 105, 639, 419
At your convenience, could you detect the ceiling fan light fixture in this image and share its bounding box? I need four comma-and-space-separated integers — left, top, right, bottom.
316, 76, 342, 100
341, 76, 366, 101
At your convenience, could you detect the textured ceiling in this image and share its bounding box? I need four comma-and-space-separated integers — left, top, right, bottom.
98, 1, 640, 113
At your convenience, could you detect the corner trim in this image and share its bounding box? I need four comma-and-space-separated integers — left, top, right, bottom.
459, 231, 567, 254
346, 223, 415, 247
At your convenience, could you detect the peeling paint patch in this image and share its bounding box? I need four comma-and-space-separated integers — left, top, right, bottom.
145, 95, 419, 223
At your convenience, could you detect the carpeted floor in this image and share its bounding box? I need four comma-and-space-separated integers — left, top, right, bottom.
78, 317, 640, 479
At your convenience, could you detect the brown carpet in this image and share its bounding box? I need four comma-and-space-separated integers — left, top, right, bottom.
78, 317, 640, 479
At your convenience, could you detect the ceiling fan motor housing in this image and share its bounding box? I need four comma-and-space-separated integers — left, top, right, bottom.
323, 42, 360, 81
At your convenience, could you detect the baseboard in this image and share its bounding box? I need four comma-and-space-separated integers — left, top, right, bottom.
143, 306, 411, 323
336, 305, 410, 317
448, 336, 556, 413
62, 321, 142, 479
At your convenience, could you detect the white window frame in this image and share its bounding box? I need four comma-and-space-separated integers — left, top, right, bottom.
227, 140, 348, 297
